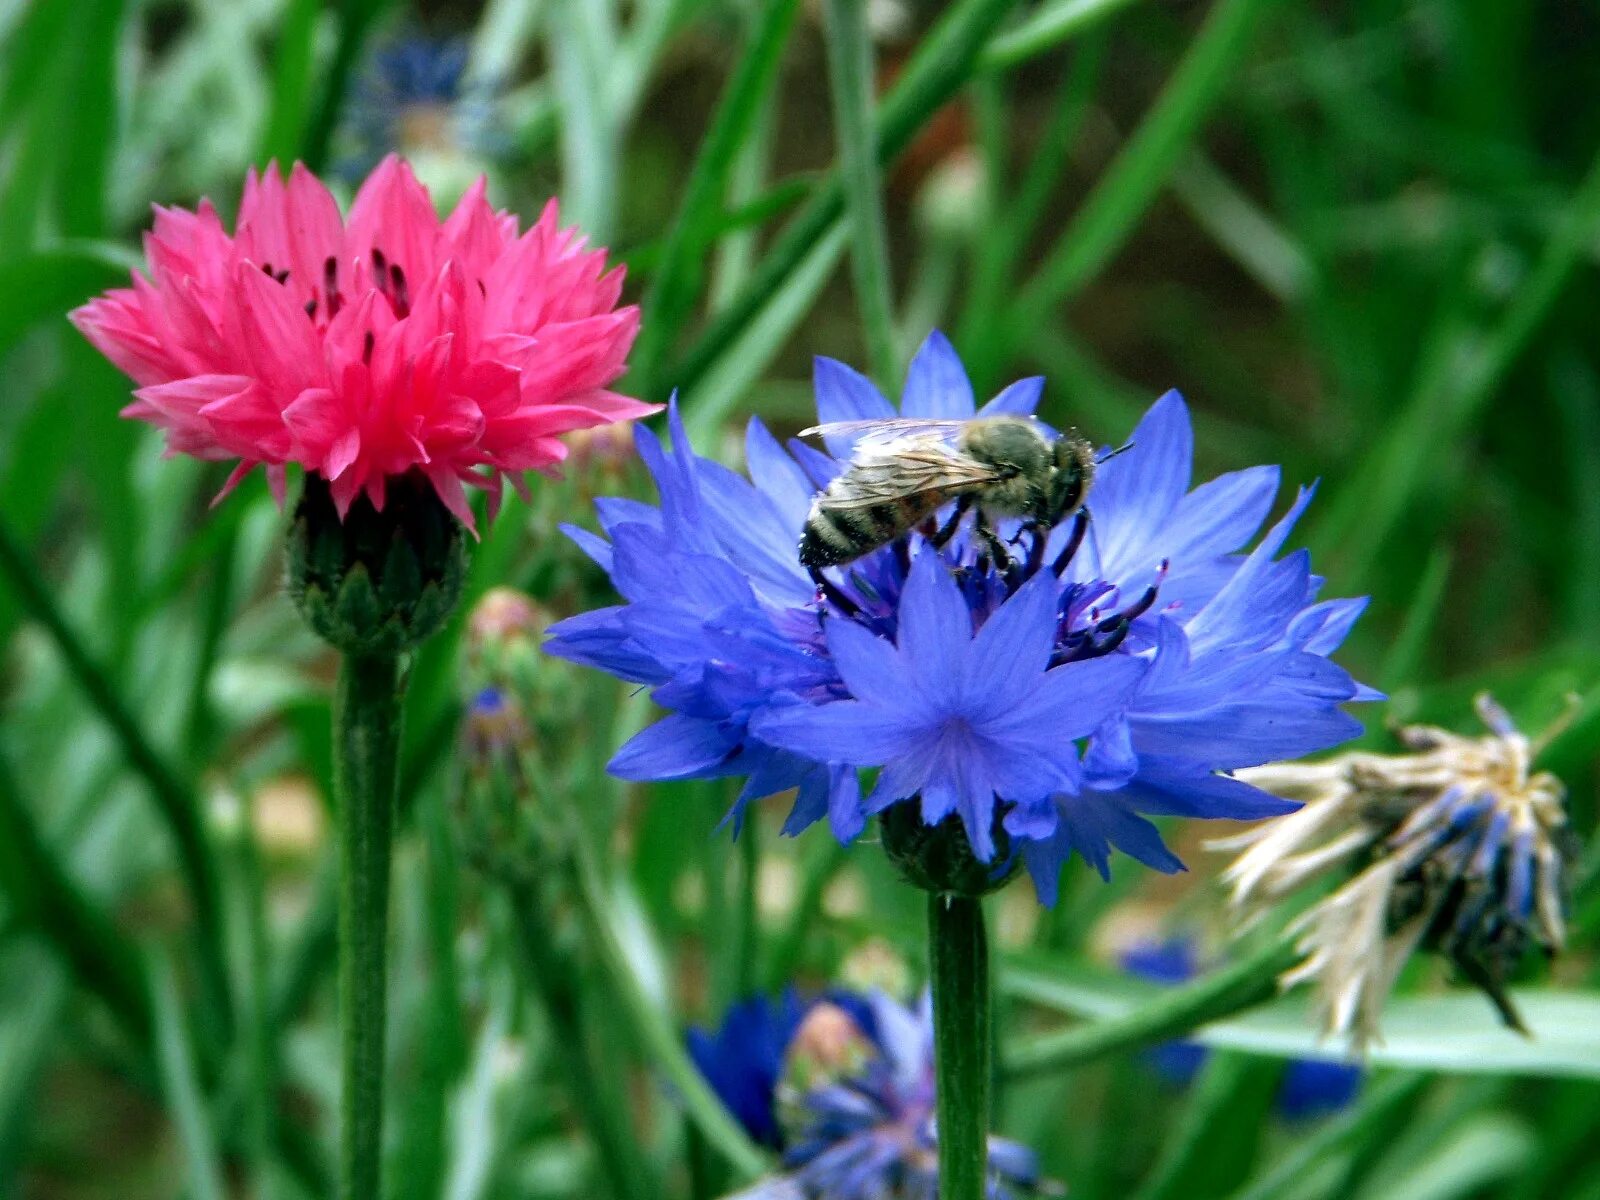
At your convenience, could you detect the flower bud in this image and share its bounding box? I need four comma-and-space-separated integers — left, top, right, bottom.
880, 801, 1019, 898
286, 471, 467, 656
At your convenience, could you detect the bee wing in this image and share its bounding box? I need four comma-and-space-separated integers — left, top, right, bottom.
800, 417, 972, 451
817, 445, 1009, 511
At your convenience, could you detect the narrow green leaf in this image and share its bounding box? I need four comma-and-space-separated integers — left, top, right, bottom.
1012, 0, 1283, 336
682, 223, 847, 444
1312, 143, 1600, 579
152, 953, 228, 1200
630, 0, 801, 394
670, 0, 1021, 392
259, 0, 321, 162
1005, 951, 1600, 1079
822, 0, 898, 388
979, 0, 1142, 71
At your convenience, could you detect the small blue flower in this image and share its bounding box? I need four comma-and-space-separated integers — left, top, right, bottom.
691, 990, 1046, 1199
338, 35, 500, 181
1121, 937, 1363, 1119
687, 992, 808, 1148
546, 331, 1374, 901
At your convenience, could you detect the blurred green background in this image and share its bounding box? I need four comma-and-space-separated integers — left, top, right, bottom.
2, 0, 1599, 1196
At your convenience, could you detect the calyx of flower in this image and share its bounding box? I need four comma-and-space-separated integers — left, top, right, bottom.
287, 470, 466, 656
880, 800, 1021, 898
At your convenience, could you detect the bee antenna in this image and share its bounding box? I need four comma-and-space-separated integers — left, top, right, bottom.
1095, 439, 1135, 465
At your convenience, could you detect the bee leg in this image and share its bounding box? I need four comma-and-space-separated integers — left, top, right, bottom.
808, 566, 862, 618
1020, 522, 1048, 579
929, 493, 975, 549
972, 509, 1013, 574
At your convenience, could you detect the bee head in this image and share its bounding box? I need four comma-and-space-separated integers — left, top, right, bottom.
1043, 433, 1095, 524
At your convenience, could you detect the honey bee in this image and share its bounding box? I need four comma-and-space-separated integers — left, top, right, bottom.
797, 415, 1097, 570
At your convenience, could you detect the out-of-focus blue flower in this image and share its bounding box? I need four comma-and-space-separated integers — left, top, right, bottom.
1121, 937, 1363, 1118
338, 36, 500, 182
691, 990, 1046, 1199
688, 992, 807, 1148
546, 331, 1374, 902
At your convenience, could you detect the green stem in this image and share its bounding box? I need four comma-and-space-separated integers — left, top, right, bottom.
929, 894, 991, 1200
335, 652, 403, 1200
822, 0, 899, 389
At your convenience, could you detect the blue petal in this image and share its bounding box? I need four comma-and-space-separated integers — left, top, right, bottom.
1131, 704, 1364, 770
826, 618, 912, 709
967, 569, 1060, 711
1161, 465, 1279, 560
895, 552, 973, 700
609, 714, 738, 780
561, 521, 613, 570
746, 417, 817, 528
753, 701, 923, 766
987, 654, 1147, 743
814, 355, 894, 453
901, 330, 975, 418
594, 496, 661, 534
978, 375, 1044, 417
1112, 757, 1301, 819
1085, 390, 1193, 577
1288, 596, 1369, 655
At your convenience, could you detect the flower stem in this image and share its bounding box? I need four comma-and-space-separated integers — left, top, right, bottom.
929, 893, 991, 1200
335, 651, 403, 1200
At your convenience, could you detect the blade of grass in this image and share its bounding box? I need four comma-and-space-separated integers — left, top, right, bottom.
565, 811, 769, 1182
1379, 545, 1452, 693
1311, 144, 1600, 580
979, 0, 1143, 71
630, 0, 803, 395
822, 0, 898, 388
302, 0, 399, 172
259, 0, 321, 162
669, 0, 1024, 393
957, 31, 1107, 365
0, 512, 231, 1035
682, 222, 847, 443
151, 952, 228, 1200
1226, 1074, 1429, 1200
59, 0, 121, 238
1171, 151, 1314, 303
1008, 0, 1285, 351
0, 747, 152, 1041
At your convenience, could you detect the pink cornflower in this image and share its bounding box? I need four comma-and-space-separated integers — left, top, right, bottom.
71, 156, 650, 528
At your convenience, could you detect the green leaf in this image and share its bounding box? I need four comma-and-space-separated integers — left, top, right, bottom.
152, 952, 228, 1200
1004, 954, 1600, 1079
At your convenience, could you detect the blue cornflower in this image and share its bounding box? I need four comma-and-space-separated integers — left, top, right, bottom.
692, 990, 1047, 1199
338, 36, 500, 182
1120, 936, 1362, 1119
546, 331, 1373, 901
688, 992, 810, 1148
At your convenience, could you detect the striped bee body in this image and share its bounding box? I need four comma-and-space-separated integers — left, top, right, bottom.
796, 415, 1097, 571
799, 485, 955, 569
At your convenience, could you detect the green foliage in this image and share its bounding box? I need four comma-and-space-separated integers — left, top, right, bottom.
0, 0, 1597, 1197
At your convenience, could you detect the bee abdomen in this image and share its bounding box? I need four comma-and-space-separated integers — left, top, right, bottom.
799, 495, 931, 568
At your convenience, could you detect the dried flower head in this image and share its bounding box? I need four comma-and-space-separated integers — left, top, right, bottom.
1210, 694, 1575, 1047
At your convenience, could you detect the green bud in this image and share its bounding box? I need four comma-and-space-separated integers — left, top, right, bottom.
286, 471, 467, 656
880, 800, 1019, 898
